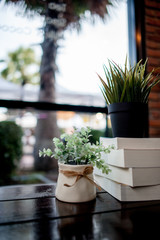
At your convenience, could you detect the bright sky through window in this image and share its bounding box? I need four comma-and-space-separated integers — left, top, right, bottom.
0, 0, 128, 94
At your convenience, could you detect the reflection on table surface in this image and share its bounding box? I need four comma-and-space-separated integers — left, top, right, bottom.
0, 184, 160, 240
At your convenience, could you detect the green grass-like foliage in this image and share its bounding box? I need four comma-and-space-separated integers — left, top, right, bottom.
97, 58, 160, 105
39, 127, 114, 174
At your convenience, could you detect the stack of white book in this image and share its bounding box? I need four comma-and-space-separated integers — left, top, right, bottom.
94, 137, 160, 202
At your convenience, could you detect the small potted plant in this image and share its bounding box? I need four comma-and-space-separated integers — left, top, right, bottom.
39, 127, 113, 203
97, 58, 160, 137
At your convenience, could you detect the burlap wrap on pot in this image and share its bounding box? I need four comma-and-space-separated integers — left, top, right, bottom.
55, 163, 96, 203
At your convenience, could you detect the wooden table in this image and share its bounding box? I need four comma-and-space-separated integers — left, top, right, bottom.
0, 183, 160, 240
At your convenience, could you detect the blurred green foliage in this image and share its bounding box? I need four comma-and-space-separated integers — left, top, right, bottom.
89, 128, 113, 144
0, 121, 23, 185
89, 129, 105, 144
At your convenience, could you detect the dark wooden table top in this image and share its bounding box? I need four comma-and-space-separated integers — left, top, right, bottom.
0, 183, 160, 240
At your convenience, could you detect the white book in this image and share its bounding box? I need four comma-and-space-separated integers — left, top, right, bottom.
101, 149, 160, 168
94, 165, 160, 187
100, 137, 160, 150
94, 174, 160, 202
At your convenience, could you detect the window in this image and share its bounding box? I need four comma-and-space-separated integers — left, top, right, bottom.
0, 0, 134, 182
0, 0, 129, 106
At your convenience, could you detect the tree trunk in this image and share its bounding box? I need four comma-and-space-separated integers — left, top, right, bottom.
34, 26, 60, 173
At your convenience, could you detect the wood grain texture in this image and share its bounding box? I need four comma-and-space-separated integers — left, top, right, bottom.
0, 203, 160, 240
0, 184, 56, 201
0, 183, 160, 240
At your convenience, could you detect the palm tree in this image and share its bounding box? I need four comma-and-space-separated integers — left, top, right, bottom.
3, 0, 112, 171
1, 47, 39, 100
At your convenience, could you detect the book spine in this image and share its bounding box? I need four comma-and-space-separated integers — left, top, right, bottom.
94, 165, 160, 187
100, 137, 160, 150
94, 175, 160, 202
104, 149, 160, 168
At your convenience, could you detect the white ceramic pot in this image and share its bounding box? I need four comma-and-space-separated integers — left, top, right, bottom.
55, 163, 96, 203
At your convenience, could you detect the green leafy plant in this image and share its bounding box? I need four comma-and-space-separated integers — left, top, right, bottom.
0, 121, 23, 185
39, 127, 114, 174
97, 58, 160, 105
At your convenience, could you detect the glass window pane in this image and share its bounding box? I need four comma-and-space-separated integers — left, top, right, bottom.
56, 1, 128, 102
0, 107, 107, 186
0, 1, 128, 106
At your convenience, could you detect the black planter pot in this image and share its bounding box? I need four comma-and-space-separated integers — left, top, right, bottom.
108, 102, 148, 138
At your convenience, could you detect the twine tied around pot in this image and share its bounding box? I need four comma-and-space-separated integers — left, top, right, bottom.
59, 165, 101, 190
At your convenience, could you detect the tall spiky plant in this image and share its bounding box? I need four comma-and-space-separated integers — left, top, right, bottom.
97, 59, 160, 105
